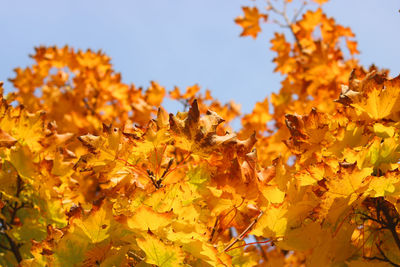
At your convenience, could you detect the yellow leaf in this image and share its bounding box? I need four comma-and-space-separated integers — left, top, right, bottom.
373, 123, 395, 138
0, 129, 17, 148
279, 222, 321, 251
328, 167, 372, 200
127, 206, 172, 231
0, 161, 19, 199
137, 234, 184, 267
295, 164, 324, 186
251, 206, 287, 237
261, 185, 285, 204
339, 72, 400, 120
8, 144, 36, 180
367, 174, 399, 197
77, 204, 112, 243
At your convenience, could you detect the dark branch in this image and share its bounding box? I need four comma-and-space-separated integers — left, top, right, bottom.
3, 233, 22, 263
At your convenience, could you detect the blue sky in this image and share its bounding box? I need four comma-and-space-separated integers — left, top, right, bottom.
1, 0, 399, 114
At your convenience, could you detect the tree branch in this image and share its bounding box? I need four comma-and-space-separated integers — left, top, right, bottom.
364, 242, 400, 267
224, 211, 263, 252
2, 233, 22, 263
267, 0, 304, 52
379, 200, 400, 252
0, 175, 25, 263
376, 243, 400, 267
0, 240, 11, 251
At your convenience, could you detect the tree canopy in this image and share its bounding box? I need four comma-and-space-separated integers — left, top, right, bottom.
1, 0, 400, 266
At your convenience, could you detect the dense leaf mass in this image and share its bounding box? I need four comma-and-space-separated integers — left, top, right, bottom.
1, 0, 400, 266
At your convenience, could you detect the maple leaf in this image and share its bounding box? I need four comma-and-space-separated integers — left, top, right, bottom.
284, 108, 331, 154
0, 129, 17, 148
235, 7, 268, 39
270, 33, 296, 74
313, 0, 328, 4
75, 204, 112, 243
241, 97, 272, 133
367, 172, 400, 198
295, 163, 325, 186
137, 234, 185, 267
346, 39, 359, 55
338, 71, 400, 120
251, 205, 287, 237
127, 205, 172, 232
169, 99, 237, 155
183, 84, 201, 99
82, 243, 112, 267
145, 81, 166, 107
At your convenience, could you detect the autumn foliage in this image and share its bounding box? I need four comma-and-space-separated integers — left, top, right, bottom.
1, 0, 400, 266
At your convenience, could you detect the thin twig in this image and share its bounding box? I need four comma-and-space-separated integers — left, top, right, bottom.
292, 2, 307, 23
267, 0, 304, 51
357, 211, 387, 226
272, 19, 289, 28
224, 211, 263, 252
